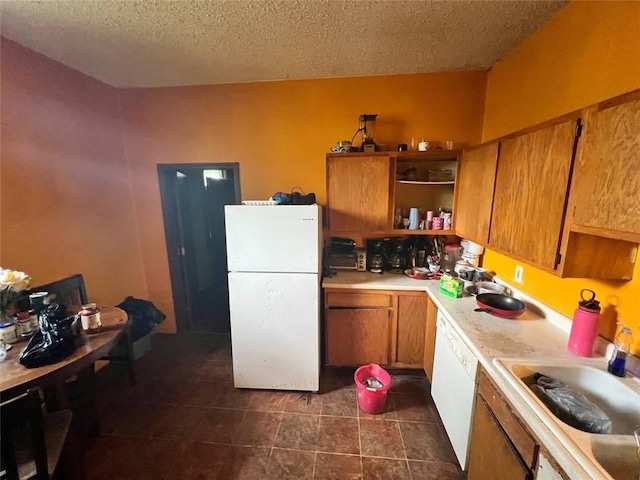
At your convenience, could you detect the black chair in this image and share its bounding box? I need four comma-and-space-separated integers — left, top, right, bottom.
0, 389, 73, 480
28, 274, 88, 311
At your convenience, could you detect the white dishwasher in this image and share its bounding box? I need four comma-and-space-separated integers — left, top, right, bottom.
431, 311, 479, 471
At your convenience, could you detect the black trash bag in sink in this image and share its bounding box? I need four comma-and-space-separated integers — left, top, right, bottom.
529, 373, 612, 434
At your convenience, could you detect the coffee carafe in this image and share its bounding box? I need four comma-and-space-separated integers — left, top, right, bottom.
386, 238, 408, 274
366, 238, 385, 274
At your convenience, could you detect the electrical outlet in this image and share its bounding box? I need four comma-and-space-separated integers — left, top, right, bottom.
514, 265, 524, 284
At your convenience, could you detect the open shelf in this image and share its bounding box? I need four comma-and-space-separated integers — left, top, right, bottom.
325, 230, 457, 237
397, 180, 455, 185
391, 229, 455, 236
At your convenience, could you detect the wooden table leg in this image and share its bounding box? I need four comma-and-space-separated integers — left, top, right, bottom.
76, 363, 99, 437
43, 381, 70, 411
124, 323, 137, 385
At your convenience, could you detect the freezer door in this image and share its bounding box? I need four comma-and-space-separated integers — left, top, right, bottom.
225, 205, 321, 273
228, 271, 319, 391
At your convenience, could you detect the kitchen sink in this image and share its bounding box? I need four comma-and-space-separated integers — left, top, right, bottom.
507, 363, 640, 435
591, 436, 640, 480
494, 358, 640, 479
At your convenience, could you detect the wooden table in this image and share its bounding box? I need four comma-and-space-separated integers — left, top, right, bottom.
0, 306, 128, 435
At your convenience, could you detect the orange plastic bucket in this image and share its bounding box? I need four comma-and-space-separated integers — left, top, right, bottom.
354, 364, 392, 414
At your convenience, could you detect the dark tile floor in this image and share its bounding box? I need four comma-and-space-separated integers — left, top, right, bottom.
85, 334, 462, 479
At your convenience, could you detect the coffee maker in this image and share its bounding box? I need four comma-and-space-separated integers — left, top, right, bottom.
366, 238, 385, 274
386, 238, 408, 274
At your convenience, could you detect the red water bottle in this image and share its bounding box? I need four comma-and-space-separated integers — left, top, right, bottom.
567, 289, 601, 357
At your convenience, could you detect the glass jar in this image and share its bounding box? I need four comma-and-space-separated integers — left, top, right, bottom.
79, 303, 102, 333
28, 309, 39, 332
0, 320, 18, 344
15, 311, 33, 339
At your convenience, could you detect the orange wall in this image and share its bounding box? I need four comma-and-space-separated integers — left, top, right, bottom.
120, 72, 487, 332
482, 1, 640, 351
0, 38, 148, 306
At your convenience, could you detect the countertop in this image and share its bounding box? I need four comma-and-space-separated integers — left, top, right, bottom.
322, 271, 438, 291
323, 271, 635, 479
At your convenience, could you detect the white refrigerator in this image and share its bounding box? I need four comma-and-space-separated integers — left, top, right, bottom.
224, 204, 322, 391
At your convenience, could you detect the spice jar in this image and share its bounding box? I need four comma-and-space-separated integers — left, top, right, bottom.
79, 303, 102, 333
0, 320, 18, 344
15, 311, 33, 338
28, 309, 39, 332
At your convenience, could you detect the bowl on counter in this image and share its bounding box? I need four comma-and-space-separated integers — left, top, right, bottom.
475, 281, 506, 295
405, 267, 429, 279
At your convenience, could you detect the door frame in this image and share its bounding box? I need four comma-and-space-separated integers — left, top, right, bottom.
157, 163, 241, 333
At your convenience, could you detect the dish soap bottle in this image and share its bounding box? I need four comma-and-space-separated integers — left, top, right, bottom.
607, 324, 634, 377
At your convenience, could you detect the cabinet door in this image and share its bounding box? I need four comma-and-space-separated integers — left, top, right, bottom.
467, 397, 531, 480
490, 120, 577, 270
325, 308, 390, 366
423, 295, 437, 381
396, 294, 427, 367
455, 143, 499, 244
571, 94, 640, 238
327, 155, 391, 232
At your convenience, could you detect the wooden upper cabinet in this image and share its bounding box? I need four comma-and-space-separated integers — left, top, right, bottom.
570, 92, 640, 240
489, 119, 578, 270
454, 143, 499, 244
327, 155, 391, 232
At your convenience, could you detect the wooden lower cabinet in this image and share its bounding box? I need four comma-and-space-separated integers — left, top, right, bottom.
396, 293, 428, 367
468, 369, 539, 480
467, 397, 532, 480
324, 288, 429, 368
325, 308, 390, 366
422, 295, 437, 381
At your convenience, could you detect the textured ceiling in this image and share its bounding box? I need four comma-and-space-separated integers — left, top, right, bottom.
0, 0, 567, 88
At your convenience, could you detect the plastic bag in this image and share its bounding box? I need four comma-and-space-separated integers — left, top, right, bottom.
530, 373, 612, 434
19, 303, 81, 368
272, 192, 316, 205
116, 297, 166, 341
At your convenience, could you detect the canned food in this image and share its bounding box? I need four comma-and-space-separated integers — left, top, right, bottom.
79, 303, 102, 333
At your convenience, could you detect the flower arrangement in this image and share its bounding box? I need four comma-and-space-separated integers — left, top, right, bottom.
0, 268, 31, 320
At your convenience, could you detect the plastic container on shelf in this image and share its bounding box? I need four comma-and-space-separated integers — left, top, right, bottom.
462, 252, 481, 267
354, 364, 392, 414
461, 239, 484, 255
441, 243, 461, 273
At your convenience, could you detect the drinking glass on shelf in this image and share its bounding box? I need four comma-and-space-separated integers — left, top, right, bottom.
395, 207, 403, 229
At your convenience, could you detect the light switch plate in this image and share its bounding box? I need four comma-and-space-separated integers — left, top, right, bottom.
514, 265, 524, 284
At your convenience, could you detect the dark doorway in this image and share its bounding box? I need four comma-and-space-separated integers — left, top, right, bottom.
158, 163, 240, 333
